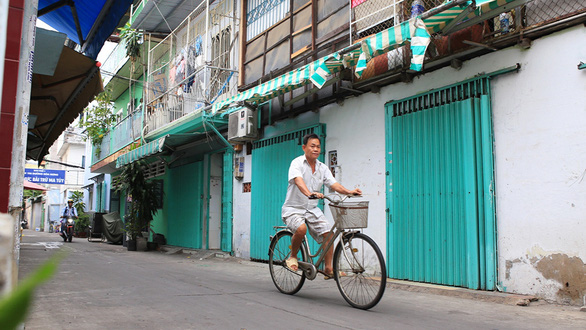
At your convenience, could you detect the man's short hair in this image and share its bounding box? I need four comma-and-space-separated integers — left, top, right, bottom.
302, 133, 320, 146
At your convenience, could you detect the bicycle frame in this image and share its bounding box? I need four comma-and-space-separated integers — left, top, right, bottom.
272, 194, 368, 280
269, 194, 386, 309
275, 222, 364, 281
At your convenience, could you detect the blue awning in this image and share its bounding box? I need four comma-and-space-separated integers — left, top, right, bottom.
38, 0, 134, 59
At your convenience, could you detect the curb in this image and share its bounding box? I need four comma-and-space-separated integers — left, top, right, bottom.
387, 279, 538, 306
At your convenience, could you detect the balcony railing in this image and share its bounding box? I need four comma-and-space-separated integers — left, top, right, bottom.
111, 110, 143, 151
100, 39, 129, 86
145, 66, 236, 134
144, 0, 238, 135
349, 0, 586, 81
92, 110, 143, 164
93, 133, 110, 163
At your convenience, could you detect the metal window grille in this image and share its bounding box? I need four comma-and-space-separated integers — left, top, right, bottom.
246, 0, 290, 40
525, 0, 586, 26
211, 27, 232, 99
143, 161, 166, 179
349, 0, 586, 81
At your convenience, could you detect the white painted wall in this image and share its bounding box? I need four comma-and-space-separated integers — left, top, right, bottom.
230, 24, 586, 303
207, 153, 223, 249
317, 25, 586, 303
320, 95, 389, 252
490, 26, 586, 304
232, 145, 252, 258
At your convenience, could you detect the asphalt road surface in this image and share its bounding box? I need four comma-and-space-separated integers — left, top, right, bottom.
17, 230, 586, 329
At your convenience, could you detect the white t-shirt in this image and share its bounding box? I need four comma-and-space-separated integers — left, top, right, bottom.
281, 155, 337, 218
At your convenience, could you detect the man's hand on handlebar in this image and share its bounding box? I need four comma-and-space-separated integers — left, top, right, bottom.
309, 192, 324, 199
349, 188, 363, 196
309, 189, 363, 200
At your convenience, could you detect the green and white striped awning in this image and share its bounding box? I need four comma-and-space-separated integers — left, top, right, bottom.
116, 136, 167, 168
423, 0, 525, 33
212, 0, 526, 114
212, 17, 430, 113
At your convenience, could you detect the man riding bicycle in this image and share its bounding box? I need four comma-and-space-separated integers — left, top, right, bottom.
281, 133, 362, 279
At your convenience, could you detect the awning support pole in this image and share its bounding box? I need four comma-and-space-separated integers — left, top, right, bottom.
203, 117, 232, 150
420, 0, 471, 20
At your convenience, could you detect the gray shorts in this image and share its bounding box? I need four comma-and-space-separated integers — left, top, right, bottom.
283, 212, 331, 244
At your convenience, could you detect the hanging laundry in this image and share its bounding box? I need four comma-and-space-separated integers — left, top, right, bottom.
175, 51, 185, 85
184, 44, 197, 93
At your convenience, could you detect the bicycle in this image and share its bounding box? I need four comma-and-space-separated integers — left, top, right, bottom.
268, 194, 387, 310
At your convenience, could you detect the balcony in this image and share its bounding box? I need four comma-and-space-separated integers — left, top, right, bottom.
143, 0, 238, 137
100, 39, 129, 87
92, 110, 143, 164
346, 0, 586, 84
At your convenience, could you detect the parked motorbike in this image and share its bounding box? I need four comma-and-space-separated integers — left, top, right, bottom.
60, 217, 75, 242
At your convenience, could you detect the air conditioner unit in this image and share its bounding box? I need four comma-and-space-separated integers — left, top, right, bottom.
228, 108, 258, 142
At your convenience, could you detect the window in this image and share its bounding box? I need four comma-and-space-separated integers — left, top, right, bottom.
88, 188, 93, 211
109, 189, 120, 213
210, 27, 232, 99
143, 161, 166, 179
247, 0, 290, 40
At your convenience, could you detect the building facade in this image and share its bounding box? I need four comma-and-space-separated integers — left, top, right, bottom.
90, 0, 586, 305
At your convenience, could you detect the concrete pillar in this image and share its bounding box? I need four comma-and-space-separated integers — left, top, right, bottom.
0, 214, 15, 296
0, 0, 38, 295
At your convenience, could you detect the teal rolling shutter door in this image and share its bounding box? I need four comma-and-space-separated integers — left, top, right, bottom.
250, 124, 326, 261
221, 150, 234, 253
385, 78, 496, 290
167, 161, 204, 249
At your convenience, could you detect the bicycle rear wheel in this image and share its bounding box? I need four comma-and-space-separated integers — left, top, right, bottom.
333, 232, 386, 309
268, 230, 307, 295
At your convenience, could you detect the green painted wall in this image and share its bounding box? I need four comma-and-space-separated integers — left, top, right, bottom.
113, 77, 144, 117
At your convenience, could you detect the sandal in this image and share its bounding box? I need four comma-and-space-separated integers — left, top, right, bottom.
323, 271, 347, 280
285, 257, 298, 272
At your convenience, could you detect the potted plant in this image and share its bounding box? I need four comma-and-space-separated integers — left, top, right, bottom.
114, 160, 159, 251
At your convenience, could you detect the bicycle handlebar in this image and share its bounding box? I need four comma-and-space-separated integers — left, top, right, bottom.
309, 193, 361, 204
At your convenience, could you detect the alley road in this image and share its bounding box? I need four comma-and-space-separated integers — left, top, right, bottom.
18, 230, 586, 330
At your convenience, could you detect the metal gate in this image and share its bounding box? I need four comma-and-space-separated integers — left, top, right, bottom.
250, 124, 326, 261
385, 77, 496, 290
167, 161, 204, 249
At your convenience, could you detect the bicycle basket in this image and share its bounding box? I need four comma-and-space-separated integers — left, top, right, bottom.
329, 201, 369, 229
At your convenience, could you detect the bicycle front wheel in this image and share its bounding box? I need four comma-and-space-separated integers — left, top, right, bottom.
268, 230, 307, 295
333, 232, 386, 309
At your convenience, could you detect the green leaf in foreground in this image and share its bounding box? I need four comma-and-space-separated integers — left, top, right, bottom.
0, 253, 63, 330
